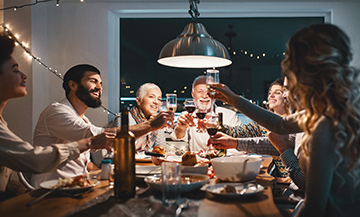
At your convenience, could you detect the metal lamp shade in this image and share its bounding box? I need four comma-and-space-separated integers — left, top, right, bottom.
158, 22, 232, 68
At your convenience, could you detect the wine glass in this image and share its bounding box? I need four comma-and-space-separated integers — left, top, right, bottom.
206, 114, 219, 158
162, 94, 177, 133
206, 69, 220, 96
166, 94, 177, 112
194, 99, 212, 133
184, 98, 195, 114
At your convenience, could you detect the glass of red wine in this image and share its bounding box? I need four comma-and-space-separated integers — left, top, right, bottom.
206, 114, 219, 156
194, 99, 211, 133
184, 98, 195, 114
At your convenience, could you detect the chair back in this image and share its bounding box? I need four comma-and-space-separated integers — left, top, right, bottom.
18, 172, 35, 190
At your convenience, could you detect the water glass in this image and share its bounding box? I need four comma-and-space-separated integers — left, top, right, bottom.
161, 162, 181, 207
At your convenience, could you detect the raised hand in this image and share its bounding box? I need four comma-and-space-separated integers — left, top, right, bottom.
267, 131, 293, 154
90, 132, 115, 152
209, 83, 239, 106
149, 110, 174, 130
207, 131, 237, 149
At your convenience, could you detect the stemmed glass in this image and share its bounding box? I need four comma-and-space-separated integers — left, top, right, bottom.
166, 94, 177, 112
184, 98, 195, 114
194, 99, 212, 133
161, 94, 177, 133
206, 69, 220, 96
206, 114, 219, 158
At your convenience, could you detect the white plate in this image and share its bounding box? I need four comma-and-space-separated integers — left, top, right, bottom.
205, 182, 264, 199
136, 165, 161, 175
39, 179, 99, 193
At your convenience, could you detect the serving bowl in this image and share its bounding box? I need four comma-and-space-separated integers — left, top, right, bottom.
180, 164, 208, 175
144, 173, 209, 193
211, 156, 262, 182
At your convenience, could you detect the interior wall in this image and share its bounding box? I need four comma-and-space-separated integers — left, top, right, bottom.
2, 1, 360, 143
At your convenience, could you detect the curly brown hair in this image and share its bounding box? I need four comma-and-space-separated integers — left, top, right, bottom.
281, 23, 360, 184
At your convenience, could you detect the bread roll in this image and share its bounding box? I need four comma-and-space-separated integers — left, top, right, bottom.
182, 151, 197, 166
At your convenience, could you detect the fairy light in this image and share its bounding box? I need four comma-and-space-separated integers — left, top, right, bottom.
0, 23, 117, 116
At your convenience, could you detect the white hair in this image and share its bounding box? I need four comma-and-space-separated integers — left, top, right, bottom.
192, 75, 207, 90
136, 83, 161, 102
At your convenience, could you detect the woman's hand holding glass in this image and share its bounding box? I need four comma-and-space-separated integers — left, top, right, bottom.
207, 131, 238, 150
208, 83, 239, 106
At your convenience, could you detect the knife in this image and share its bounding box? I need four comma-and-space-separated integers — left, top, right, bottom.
26, 186, 61, 206
144, 151, 165, 158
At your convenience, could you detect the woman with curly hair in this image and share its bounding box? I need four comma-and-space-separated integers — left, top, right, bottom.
210, 23, 360, 216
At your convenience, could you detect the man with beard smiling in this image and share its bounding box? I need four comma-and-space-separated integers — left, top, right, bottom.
30, 64, 173, 188
171, 75, 241, 152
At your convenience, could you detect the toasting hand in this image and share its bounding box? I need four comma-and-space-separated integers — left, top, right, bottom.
207, 132, 238, 150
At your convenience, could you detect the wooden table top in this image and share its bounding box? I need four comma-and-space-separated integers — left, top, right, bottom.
0, 162, 282, 217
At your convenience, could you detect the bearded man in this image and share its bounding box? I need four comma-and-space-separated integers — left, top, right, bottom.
30, 64, 173, 187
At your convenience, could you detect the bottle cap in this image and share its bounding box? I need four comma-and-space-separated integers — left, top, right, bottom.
101, 159, 111, 165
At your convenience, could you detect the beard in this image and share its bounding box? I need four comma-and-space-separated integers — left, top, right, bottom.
75, 84, 102, 108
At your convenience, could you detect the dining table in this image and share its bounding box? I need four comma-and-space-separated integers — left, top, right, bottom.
0, 158, 283, 217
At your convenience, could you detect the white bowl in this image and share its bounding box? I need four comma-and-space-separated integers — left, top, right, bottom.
180, 165, 208, 175
211, 156, 262, 182
144, 173, 209, 193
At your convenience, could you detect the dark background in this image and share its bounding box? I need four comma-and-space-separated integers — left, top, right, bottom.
120, 17, 324, 109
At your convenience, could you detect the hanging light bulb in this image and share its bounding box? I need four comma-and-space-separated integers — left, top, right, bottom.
158, 0, 231, 68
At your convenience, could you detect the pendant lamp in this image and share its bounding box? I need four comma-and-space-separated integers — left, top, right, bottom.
158, 0, 232, 68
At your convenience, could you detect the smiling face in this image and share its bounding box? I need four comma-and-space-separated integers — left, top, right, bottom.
137, 87, 162, 118
75, 71, 102, 108
0, 57, 27, 101
192, 83, 211, 110
268, 84, 285, 114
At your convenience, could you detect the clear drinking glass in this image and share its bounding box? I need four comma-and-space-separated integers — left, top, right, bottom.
206, 69, 220, 96
102, 128, 116, 159
161, 162, 181, 207
166, 94, 177, 112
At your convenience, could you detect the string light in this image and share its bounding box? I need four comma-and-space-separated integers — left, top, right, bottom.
0, 0, 54, 11
0, 23, 117, 116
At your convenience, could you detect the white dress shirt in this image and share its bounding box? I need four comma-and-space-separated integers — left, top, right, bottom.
30, 98, 103, 188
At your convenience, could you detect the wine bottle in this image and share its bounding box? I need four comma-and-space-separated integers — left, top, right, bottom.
114, 107, 136, 202
217, 112, 227, 157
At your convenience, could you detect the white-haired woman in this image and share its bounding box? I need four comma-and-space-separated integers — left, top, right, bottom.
115, 83, 165, 151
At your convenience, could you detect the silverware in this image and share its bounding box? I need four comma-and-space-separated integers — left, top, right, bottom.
144, 151, 165, 157
239, 183, 249, 195
26, 186, 61, 206
175, 200, 190, 217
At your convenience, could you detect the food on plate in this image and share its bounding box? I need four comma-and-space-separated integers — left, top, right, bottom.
181, 151, 197, 166
220, 184, 237, 193
197, 149, 225, 159
51, 175, 95, 189
152, 145, 165, 155
151, 145, 165, 165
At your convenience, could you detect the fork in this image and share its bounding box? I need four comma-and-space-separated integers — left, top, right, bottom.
175, 200, 190, 217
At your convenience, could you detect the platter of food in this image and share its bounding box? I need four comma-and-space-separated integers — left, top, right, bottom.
204, 182, 264, 199
39, 175, 99, 193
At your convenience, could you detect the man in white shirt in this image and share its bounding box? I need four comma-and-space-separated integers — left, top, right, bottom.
171, 76, 241, 152
31, 64, 173, 188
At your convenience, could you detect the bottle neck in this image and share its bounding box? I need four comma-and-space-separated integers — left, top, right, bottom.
120, 109, 129, 133
219, 112, 224, 126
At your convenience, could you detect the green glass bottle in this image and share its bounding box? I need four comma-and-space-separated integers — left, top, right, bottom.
217, 112, 227, 157
114, 107, 136, 202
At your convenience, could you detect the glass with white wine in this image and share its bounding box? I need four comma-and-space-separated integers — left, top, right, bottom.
206, 69, 220, 96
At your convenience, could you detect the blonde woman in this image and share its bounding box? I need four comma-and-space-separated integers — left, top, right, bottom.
210, 24, 360, 216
